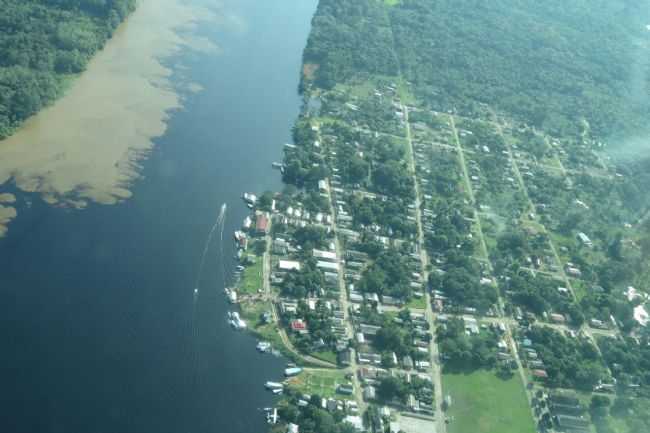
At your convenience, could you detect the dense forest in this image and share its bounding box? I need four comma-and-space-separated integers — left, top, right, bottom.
0, 0, 136, 138
302, 0, 398, 89
304, 0, 650, 141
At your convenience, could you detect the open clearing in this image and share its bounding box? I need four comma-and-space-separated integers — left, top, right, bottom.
240, 259, 263, 295
287, 369, 349, 399
443, 370, 536, 433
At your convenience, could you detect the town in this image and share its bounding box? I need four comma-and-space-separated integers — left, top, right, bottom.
221, 69, 650, 433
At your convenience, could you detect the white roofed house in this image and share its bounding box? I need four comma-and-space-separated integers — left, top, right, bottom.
363, 385, 376, 401
316, 261, 339, 272
279, 260, 301, 271
359, 324, 381, 338
634, 304, 649, 327
344, 415, 364, 431
576, 232, 593, 248
273, 238, 289, 254
313, 249, 337, 262
318, 179, 329, 192
364, 292, 379, 303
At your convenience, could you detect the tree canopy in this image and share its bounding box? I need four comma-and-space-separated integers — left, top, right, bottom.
0, 0, 136, 138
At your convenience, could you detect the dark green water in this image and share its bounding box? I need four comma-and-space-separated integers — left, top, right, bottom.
0, 1, 317, 432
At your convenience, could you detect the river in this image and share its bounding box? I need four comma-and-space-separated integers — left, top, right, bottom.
0, 0, 317, 432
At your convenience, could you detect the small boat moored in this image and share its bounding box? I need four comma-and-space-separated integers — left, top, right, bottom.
229, 311, 247, 330
242, 193, 257, 205
264, 381, 284, 390
284, 367, 303, 377
224, 288, 238, 304
257, 341, 272, 352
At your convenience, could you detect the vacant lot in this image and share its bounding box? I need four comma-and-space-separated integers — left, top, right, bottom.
287, 369, 349, 399
443, 370, 536, 433
240, 259, 263, 295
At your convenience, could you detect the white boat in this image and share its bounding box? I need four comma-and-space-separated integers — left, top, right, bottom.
271, 388, 283, 395
243, 216, 252, 229
257, 341, 272, 352
242, 193, 257, 205
228, 311, 247, 330
230, 319, 246, 330
266, 408, 278, 425
224, 288, 238, 303
265, 381, 284, 390
272, 162, 283, 169
284, 367, 303, 377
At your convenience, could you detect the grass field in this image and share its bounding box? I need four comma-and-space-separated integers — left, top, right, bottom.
239, 301, 282, 346
309, 350, 338, 365
406, 296, 427, 310
287, 369, 349, 399
239, 259, 263, 295
443, 370, 536, 433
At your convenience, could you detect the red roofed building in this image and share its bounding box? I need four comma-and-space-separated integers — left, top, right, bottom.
532, 369, 548, 380
256, 213, 269, 235
290, 319, 308, 334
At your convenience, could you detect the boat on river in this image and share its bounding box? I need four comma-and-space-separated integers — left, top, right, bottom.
242, 193, 257, 205
228, 311, 247, 330
284, 367, 302, 377
264, 381, 283, 390
257, 341, 272, 352
224, 288, 238, 304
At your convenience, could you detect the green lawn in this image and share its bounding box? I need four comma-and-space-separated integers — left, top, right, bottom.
239, 301, 280, 346
239, 258, 263, 295
239, 300, 302, 364
406, 296, 427, 310
443, 370, 536, 433
287, 369, 349, 399
310, 350, 338, 365
572, 279, 589, 302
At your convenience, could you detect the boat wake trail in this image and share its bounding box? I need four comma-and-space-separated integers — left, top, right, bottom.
188, 202, 227, 385
218, 202, 226, 290
194, 202, 227, 296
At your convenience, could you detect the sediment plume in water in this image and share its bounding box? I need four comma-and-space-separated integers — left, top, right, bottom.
0, 0, 218, 237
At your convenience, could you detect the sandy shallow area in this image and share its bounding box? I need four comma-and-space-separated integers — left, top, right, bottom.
0, 0, 218, 236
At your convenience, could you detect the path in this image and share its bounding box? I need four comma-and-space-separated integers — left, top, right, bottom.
403, 104, 446, 433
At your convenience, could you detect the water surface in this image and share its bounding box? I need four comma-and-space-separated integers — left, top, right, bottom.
0, 0, 317, 432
